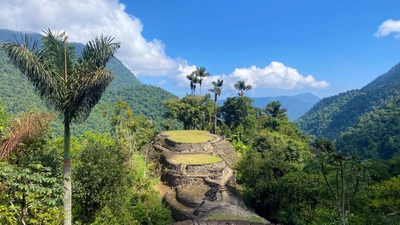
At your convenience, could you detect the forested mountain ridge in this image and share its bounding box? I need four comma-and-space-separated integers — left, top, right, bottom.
0, 29, 177, 136
296, 62, 400, 158
221, 93, 320, 121
251, 93, 320, 120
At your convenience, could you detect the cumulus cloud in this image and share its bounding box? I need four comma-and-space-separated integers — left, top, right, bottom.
0, 0, 183, 76
375, 19, 400, 38
200, 62, 329, 95
0, 0, 328, 95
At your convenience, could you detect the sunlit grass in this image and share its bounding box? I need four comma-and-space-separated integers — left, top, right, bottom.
169, 154, 222, 165
163, 130, 213, 143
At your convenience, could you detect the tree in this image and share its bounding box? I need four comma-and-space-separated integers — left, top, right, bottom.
264, 101, 288, 120
312, 139, 366, 225
186, 73, 198, 95
209, 79, 224, 134
2, 30, 120, 225
164, 94, 215, 130
0, 163, 64, 225
234, 80, 252, 96
190, 66, 210, 96
221, 96, 255, 129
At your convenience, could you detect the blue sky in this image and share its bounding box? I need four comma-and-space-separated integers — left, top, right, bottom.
0, 0, 400, 98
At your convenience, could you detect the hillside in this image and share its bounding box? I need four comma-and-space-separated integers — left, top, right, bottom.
296, 62, 400, 158
251, 93, 320, 120
221, 93, 320, 121
0, 29, 177, 136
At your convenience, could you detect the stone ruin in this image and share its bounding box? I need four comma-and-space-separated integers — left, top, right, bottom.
144, 131, 274, 225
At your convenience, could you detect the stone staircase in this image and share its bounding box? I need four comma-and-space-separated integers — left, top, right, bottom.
147, 131, 273, 224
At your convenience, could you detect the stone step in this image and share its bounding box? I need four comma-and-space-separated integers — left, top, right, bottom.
164, 190, 195, 221
176, 185, 210, 208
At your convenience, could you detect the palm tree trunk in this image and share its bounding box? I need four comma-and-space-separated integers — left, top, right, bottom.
63, 121, 72, 225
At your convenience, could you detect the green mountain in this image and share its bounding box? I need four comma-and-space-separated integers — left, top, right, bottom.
221, 93, 320, 121
251, 93, 320, 120
0, 29, 177, 136
296, 62, 400, 159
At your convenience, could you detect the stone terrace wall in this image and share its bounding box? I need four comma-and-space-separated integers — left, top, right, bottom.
211, 139, 240, 167
185, 161, 226, 175
170, 220, 274, 225
164, 138, 213, 153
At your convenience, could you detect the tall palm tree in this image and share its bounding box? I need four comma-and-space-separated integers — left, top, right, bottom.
208, 79, 223, 134
264, 100, 288, 119
2, 29, 120, 225
234, 80, 252, 96
191, 66, 210, 96
186, 73, 198, 95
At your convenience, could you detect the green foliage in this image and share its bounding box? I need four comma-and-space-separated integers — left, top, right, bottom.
297, 63, 400, 157
164, 94, 215, 130
72, 132, 124, 223
335, 99, 400, 159
234, 80, 252, 96
221, 96, 256, 131
263, 100, 288, 120
368, 175, 400, 224
0, 162, 64, 224
72, 131, 172, 224
0, 99, 7, 136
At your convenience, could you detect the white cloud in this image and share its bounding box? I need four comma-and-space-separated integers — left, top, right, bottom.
202, 62, 328, 94
0, 0, 328, 96
0, 0, 181, 77
375, 19, 400, 38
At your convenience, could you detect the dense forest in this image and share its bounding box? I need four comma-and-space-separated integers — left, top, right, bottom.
296, 62, 400, 160
1, 29, 400, 225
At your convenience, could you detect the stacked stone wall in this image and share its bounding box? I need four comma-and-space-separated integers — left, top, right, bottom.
211, 139, 240, 167
185, 161, 226, 175
164, 138, 213, 153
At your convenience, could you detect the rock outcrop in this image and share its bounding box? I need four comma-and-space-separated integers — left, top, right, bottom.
145, 131, 273, 224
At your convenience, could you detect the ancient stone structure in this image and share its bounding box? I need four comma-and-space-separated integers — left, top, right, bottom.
146, 131, 273, 225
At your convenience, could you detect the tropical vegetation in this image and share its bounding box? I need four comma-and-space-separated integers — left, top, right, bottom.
1, 28, 400, 225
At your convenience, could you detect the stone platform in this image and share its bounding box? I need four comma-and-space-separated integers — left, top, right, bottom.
145, 131, 273, 224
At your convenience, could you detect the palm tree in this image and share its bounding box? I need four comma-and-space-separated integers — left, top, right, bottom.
208, 79, 223, 134
186, 73, 198, 95
2, 30, 120, 225
191, 66, 210, 96
264, 101, 288, 119
234, 80, 252, 96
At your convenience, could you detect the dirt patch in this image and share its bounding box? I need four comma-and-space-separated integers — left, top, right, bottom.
153, 180, 172, 198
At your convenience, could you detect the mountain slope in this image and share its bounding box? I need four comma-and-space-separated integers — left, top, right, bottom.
252, 93, 320, 120
0, 29, 176, 136
221, 93, 320, 121
296, 62, 400, 158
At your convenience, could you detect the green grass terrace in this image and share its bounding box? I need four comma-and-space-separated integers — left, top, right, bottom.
168, 154, 222, 165
162, 130, 214, 143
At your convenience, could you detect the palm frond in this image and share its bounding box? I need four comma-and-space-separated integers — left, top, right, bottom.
1, 33, 66, 110
64, 69, 114, 123
81, 35, 120, 69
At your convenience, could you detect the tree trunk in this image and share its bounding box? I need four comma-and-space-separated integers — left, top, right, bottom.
63, 121, 72, 225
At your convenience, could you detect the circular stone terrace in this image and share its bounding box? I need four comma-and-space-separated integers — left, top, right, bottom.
160, 130, 223, 167
162, 130, 215, 143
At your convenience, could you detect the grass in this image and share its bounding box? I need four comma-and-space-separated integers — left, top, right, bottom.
207, 214, 265, 223
163, 130, 213, 143
169, 154, 222, 165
